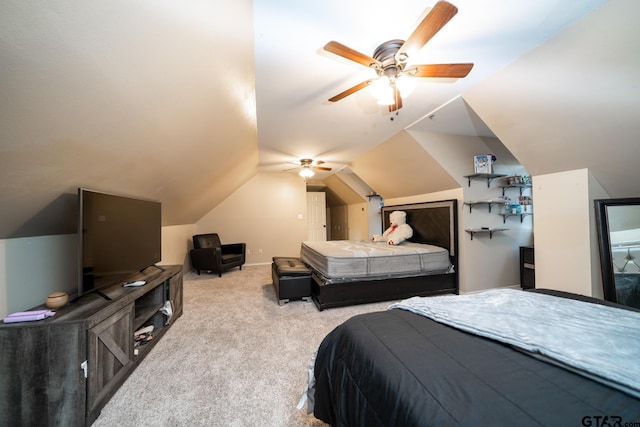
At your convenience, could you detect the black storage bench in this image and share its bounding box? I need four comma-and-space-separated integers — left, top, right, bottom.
271, 257, 312, 305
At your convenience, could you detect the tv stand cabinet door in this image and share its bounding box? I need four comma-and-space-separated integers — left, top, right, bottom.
86, 303, 135, 424
0, 321, 86, 426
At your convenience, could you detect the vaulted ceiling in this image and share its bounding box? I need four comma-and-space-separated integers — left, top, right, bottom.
1, 0, 638, 239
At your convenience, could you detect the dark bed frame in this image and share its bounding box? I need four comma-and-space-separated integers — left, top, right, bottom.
311, 199, 459, 310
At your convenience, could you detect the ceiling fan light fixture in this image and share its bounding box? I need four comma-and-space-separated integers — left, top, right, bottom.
368, 76, 390, 99
369, 77, 396, 105
376, 90, 395, 106
396, 74, 416, 97
299, 167, 315, 178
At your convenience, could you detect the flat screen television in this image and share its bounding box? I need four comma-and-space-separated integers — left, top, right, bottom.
78, 188, 162, 297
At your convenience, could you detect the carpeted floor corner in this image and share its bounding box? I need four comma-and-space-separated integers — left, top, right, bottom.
92, 264, 395, 427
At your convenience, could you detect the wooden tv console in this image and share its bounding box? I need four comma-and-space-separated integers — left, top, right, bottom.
0, 265, 183, 426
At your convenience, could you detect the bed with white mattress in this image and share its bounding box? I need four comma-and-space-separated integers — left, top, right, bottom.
302, 200, 459, 310
300, 240, 451, 282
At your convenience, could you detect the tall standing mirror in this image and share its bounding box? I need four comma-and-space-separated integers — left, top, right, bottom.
595, 197, 640, 309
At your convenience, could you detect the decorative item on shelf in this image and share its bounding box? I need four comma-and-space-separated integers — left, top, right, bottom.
519, 195, 532, 211
45, 291, 69, 309
502, 196, 512, 212
506, 175, 523, 185
505, 175, 532, 187
474, 154, 496, 174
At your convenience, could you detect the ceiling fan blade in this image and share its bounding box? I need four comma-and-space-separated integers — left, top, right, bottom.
410, 63, 473, 78
328, 80, 371, 102
388, 87, 403, 112
314, 166, 332, 171
397, 1, 458, 60
324, 41, 378, 68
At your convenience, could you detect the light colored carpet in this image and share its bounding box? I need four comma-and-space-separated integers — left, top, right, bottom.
92, 264, 395, 427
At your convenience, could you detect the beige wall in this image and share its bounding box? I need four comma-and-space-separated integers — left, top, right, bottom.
533, 168, 609, 297
347, 202, 369, 240
195, 173, 308, 265
160, 224, 196, 270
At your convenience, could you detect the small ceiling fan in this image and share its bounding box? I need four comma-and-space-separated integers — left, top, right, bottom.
324, 0, 473, 112
295, 158, 332, 178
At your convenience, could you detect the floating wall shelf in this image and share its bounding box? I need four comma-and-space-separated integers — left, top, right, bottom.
465, 227, 509, 240
500, 212, 533, 223
463, 173, 507, 187
500, 183, 532, 196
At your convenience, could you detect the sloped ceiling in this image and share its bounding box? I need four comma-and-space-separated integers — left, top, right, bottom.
1, 0, 637, 240
350, 130, 460, 198
463, 0, 640, 197
322, 174, 366, 205
0, 1, 258, 238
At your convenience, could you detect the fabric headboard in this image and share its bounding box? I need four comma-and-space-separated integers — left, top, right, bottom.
381, 200, 458, 257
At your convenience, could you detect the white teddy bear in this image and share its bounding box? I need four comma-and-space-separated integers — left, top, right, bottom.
372, 210, 413, 245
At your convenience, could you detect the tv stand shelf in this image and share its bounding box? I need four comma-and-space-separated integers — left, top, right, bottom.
0, 265, 183, 426
134, 303, 163, 330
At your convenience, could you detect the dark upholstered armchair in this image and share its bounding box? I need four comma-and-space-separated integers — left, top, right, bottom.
190, 233, 246, 277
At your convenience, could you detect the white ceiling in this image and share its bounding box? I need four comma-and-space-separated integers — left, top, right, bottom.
253, 0, 607, 178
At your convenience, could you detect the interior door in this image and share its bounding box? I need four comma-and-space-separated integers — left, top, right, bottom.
329, 204, 349, 240
307, 192, 327, 241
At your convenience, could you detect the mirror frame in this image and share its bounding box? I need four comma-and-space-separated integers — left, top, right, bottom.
594, 197, 640, 303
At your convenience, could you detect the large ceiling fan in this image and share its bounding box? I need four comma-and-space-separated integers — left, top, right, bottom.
324, 1, 473, 112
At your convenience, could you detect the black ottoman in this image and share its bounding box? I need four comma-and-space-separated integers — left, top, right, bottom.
272, 257, 312, 305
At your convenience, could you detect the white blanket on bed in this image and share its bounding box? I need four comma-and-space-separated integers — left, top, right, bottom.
389, 289, 640, 398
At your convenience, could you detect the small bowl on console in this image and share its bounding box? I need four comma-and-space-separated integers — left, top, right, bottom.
45, 291, 69, 309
